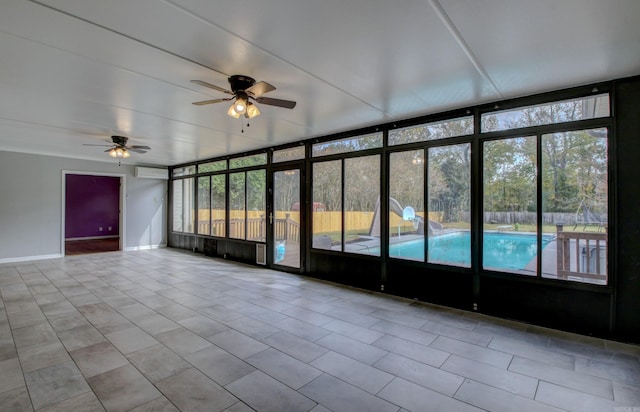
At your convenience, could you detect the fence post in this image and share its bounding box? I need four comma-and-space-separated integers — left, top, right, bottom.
556, 224, 565, 278
285, 213, 290, 241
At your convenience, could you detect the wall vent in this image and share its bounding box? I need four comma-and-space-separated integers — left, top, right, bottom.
256, 243, 267, 265
135, 167, 168, 180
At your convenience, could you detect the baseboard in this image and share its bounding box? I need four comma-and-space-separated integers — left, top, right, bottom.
124, 243, 166, 252
0, 253, 64, 264
65, 236, 120, 241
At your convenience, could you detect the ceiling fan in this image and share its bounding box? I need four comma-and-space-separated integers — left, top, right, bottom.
191, 75, 296, 119
84, 135, 151, 159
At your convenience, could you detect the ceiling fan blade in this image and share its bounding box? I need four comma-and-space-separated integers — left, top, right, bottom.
255, 97, 297, 109
128, 148, 148, 154
246, 81, 276, 97
192, 98, 231, 106
83, 143, 112, 147
128, 145, 151, 150
191, 80, 233, 95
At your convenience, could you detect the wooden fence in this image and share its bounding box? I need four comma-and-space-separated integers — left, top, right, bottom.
197, 211, 300, 242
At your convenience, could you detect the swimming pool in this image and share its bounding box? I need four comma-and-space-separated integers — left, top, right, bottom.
389, 232, 553, 269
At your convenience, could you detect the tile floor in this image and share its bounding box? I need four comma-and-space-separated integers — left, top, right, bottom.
1, 248, 639, 411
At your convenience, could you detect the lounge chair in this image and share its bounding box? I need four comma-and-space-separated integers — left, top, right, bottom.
574, 203, 607, 231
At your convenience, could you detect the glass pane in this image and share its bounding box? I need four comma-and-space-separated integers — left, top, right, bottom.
173, 165, 196, 177
273, 169, 301, 268
273, 146, 305, 163
428, 144, 471, 267
312, 132, 382, 157
389, 150, 424, 261
389, 116, 473, 146
199, 160, 226, 173
344, 155, 380, 256
483, 137, 537, 274
312, 160, 341, 250
229, 153, 267, 169
182, 178, 195, 234
172, 180, 183, 232
211, 174, 226, 237
246, 169, 266, 241
197, 176, 211, 235
482, 94, 610, 132
229, 172, 245, 239
541, 128, 608, 285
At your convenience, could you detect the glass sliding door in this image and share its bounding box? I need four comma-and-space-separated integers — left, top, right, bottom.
271, 168, 302, 269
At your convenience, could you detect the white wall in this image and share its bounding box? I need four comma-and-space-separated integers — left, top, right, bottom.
0, 151, 167, 262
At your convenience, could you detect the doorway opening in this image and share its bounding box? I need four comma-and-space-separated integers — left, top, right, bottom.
63, 172, 124, 255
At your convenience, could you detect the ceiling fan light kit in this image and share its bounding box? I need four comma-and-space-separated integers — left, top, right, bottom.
109, 147, 130, 158
192, 75, 296, 121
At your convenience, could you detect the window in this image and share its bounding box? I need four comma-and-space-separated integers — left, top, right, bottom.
428, 144, 471, 267
199, 160, 226, 173
229, 172, 245, 239
173, 165, 196, 177
228, 169, 266, 241
541, 128, 608, 285
197, 176, 211, 235
246, 169, 266, 241
389, 116, 473, 146
312, 132, 382, 157
273, 146, 305, 163
312, 160, 341, 250
389, 150, 425, 261
483, 137, 537, 275
482, 94, 610, 132
172, 180, 183, 232
211, 174, 226, 237
344, 155, 380, 256
311, 156, 380, 256
229, 153, 267, 169
172, 178, 194, 233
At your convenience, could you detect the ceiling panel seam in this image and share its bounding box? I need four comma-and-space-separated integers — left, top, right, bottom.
427, 0, 503, 99
27, 0, 227, 78
162, 0, 393, 118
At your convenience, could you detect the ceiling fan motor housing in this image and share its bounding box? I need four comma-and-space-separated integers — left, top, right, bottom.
228, 75, 256, 93
112, 135, 128, 146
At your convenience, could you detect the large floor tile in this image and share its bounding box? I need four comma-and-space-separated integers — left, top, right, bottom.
225, 370, 316, 412
300, 373, 398, 412
126, 344, 191, 383
157, 368, 237, 412
184, 346, 255, 386
24, 360, 91, 410
105, 326, 158, 354
378, 377, 482, 412
310, 351, 394, 394
246, 348, 322, 390
70, 341, 129, 378
88, 364, 160, 412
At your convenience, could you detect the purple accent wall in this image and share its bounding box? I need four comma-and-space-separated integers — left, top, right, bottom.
65, 174, 120, 239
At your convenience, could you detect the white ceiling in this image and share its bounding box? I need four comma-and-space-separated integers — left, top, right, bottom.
1, 0, 639, 167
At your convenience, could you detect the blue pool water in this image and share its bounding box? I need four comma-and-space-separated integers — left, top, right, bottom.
389, 232, 552, 269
